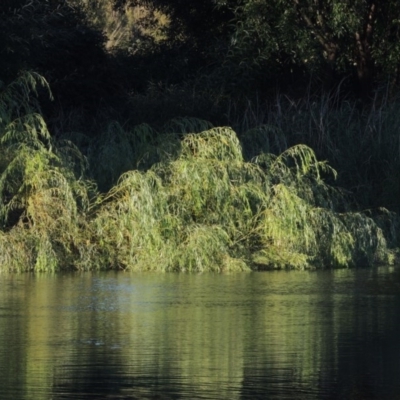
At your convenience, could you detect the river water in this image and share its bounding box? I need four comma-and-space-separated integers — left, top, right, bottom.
0, 267, 400, 399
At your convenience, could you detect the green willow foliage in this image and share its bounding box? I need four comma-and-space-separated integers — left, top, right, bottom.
0, 74, 397, 272
90, 124, 397, 271
0, 72, 93, 271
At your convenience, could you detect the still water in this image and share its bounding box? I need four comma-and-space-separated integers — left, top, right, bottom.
0, 268, 400, 399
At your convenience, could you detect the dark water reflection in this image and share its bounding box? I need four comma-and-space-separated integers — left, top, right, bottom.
1, 268, 400, 399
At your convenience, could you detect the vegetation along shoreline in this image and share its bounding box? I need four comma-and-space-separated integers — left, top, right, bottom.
2, 1, 400, 271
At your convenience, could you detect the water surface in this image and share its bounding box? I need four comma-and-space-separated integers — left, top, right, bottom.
1, 267, 400, 399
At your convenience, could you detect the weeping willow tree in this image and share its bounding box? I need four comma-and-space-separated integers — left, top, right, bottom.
91, 123, 398, 271
0, 72, 95, 271
0, 74, 397, 272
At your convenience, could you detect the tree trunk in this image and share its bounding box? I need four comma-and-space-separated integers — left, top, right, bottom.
354, 3, 377, 100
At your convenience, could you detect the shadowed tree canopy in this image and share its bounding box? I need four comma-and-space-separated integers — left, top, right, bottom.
0, 0, 117, 110
222, 0, 400, 97
109, 0, 235, 67
107, 0, 400, 98
2, 0, 400, 107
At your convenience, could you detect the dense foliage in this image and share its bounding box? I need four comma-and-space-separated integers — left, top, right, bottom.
221, 0, 400, 95
100, 0, 400, 96
1, 1, 400, 271
0, 74, 398, 272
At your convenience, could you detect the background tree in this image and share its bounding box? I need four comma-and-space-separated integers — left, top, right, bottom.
98, 0, 235, 86
0, 0, 115, 112
221, 0, 400, 97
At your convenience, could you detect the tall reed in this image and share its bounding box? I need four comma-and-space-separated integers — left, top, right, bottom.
225, 89, 400, 213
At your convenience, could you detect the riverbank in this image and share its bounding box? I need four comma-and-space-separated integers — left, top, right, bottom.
0, 73, 399, 272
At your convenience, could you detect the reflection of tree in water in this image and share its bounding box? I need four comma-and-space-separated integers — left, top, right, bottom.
1, 271, 400, 399
51, 273, 247, 399
0, 278, 29, 399
239, 271, 400, 400
52, 357, 188, 399
48, 275, 242, 399
49, 275, 186, 399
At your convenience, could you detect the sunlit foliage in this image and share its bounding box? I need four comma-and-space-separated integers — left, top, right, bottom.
0, 74, 397, 272
90, 123, 397, 271
0, 72, 94, 271
74, 0, 170, 52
